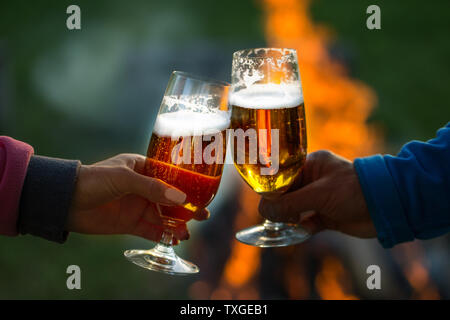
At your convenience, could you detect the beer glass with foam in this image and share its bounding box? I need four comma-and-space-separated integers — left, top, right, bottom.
124, 71, 230, 274
230, 48, 310, 247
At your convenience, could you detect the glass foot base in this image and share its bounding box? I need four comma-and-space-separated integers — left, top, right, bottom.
236, 223, 310, 247
124, 247, 199, 275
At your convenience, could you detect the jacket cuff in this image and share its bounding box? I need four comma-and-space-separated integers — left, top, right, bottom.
0, 137, 34, 236
354, 155, 415, 248
18, 155, 81, 243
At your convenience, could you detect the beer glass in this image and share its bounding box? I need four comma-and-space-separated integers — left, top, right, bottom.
230, 48, 310, 247
124, 71, 230, 274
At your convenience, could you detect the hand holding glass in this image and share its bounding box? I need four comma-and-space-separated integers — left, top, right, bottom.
124, 71, 230, 274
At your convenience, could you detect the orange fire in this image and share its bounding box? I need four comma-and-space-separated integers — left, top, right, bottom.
315, 256, 358, 300
393, 243, 440, 299
212, 186, 262, 300
263, 0, 380, 159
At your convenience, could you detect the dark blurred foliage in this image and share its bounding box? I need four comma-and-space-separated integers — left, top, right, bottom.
0, 0, 264, 160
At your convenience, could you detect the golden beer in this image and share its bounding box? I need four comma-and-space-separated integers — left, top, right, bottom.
230, 84, 307, 196
230, 48, 310, 247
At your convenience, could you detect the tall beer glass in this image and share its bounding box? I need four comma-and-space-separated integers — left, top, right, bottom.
124, 71, 230, 274
230, 48, 309, 247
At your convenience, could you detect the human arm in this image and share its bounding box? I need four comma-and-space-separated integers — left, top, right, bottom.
354, 122, 450, 247
258, 122, 450, 248
0, 136, 206, 243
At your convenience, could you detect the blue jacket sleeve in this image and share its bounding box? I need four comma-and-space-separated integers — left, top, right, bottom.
354, 122, 450, 248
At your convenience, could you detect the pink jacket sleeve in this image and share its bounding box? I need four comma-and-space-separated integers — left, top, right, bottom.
0, 136, 34, 236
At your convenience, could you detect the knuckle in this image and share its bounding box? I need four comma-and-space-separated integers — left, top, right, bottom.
117, 165, 132, 176
147, 177, 166, 197
117, 153, 131, 159
259, 199, 286, 221
313, 150, 334, 161
112, 166, 133, 189
117, 153, 137, 167
111, 153, 127, 162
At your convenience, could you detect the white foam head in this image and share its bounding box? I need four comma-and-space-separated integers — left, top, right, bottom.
229, 83, 303, 109
153, 110, 230, 138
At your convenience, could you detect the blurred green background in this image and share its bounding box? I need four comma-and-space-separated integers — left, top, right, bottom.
0, 0, 449, 299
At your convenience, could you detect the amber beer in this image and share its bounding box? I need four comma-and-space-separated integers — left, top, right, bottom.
230, 84, 307, 195
144, 110, 229, 222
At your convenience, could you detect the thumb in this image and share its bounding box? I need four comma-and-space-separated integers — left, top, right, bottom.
259, 180, 324, 223
113, 167, 186, 205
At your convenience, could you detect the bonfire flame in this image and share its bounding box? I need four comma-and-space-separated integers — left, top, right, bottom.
264, 0, 380, 159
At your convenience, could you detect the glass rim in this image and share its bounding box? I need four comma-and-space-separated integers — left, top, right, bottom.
232, 47, 297, 58
172, 71, 230, 87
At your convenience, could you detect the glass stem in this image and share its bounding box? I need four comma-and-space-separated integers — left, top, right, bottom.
153, 231, 175, 257
263, 219, 285, 231
160, 231, 173, 246
154, 203, 175, 249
